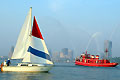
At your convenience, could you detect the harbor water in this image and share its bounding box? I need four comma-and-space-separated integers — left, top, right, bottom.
0, 62, 120, 80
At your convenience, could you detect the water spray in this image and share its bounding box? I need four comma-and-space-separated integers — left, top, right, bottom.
85, 32, 102, 53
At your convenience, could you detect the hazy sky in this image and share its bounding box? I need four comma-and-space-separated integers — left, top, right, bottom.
1, 0, 120, 57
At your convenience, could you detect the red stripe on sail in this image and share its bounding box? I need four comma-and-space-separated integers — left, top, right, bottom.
32, 16, 44, 40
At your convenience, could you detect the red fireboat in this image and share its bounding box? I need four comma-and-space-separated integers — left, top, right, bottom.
75, 52, 118, 67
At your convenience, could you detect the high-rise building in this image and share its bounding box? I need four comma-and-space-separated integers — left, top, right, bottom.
104, 40, 112, 59
8, 46, 14, 58
60, 48, 73, 61
68, 49, 73, 59
51, 51, 60, 61
61, 48, 68, 55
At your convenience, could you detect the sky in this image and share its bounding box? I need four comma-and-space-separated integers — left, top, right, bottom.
1, 0, 120, 57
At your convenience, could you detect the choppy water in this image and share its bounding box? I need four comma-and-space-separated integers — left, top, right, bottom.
0, 62, 120, 80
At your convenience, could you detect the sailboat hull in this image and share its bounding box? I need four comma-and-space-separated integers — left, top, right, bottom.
1, 65, 53, 72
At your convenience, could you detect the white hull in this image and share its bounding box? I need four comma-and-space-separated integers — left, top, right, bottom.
1, 65, 53, 72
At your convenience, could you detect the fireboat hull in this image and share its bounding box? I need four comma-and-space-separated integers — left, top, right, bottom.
75, 61, 118, 67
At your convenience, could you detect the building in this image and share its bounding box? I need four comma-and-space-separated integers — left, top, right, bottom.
68, 49, 73, 59
59, 52, 65, 58
104, 40, 112, 59
60, 48, 73, 62
8, 46, 14, 58
51, 51, 60, 62
61, 48, 68, 55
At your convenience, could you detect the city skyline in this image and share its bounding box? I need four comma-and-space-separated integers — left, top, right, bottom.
50, 48, 73, 62
1, 1, 120, 57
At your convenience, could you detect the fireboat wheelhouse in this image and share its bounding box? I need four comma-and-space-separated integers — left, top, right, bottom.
75, 53, 118, 67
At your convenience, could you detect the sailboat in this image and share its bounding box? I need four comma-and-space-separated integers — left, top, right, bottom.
1, 7, 53, 72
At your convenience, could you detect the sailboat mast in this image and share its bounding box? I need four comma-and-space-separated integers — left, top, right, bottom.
30, 7, 32, 33
22, 7, 32, 62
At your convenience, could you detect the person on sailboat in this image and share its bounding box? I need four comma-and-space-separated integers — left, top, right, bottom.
3, 60, 7, 66
0, 62, 3, 68
6, 58, 11, 66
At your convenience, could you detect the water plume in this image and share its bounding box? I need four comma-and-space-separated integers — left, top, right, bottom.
86, 32, 102, 52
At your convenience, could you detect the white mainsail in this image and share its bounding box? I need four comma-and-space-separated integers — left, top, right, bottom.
11, 8, 32, 59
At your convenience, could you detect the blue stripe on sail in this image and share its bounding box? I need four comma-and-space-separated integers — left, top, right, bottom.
27, 46, 51, 61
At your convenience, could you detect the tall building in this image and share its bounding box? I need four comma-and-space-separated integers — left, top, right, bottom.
68, 49, 73, 59
60, 48, 73, 61
59, 52, 65, 58
51, 51, 60, 61
8, 46, 14, 58
61, 48, 68, 55
104, 40, 112, 59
